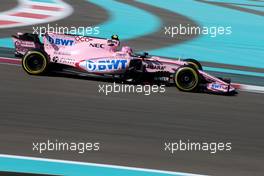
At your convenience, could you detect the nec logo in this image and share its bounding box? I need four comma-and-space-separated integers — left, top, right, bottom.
47, 36, 74, 46
89, 43, 105, 48
86, 59, 128, 71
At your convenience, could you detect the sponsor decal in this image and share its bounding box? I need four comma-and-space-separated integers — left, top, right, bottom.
54, 51, 71, 56
211, 83, 227, 90
47, 36, 74, 46
85, 59, 128, 71
115, 53, 127, 57
211, 83, 221, 89
75, 36, 92, 43
146, 64, 166, 70
15, 40, 35, 48
89, 43, 105, 48
15, 40, 38, 54
52, 56, 75, 65
15, 47, 28, 54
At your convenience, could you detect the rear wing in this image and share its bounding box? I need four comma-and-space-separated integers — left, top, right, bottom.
12, 33, 43, 57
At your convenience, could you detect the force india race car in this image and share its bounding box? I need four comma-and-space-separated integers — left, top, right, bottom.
12, 32, 236, 94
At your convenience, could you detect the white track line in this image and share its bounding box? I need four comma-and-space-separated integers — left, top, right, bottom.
0, 0, 73, 29
232, 83, 264, 94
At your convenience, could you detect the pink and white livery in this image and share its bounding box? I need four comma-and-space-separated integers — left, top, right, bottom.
12, 32, 236, 94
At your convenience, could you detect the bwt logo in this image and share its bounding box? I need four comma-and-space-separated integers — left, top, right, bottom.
47, 36, 74, 46
86, 59, 128, 71
211, 83, 222, 89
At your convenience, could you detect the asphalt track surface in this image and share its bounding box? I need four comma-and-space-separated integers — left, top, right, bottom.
0, 1, 17, 13
1, 63, 264, 176
0, 0, 264, 176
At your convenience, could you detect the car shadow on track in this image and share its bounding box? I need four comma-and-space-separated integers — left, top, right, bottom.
44, 71, 237, 96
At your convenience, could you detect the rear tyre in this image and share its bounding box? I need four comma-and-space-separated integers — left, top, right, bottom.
174, 66, 200, 92
22, 50, 48, 75
184, 58, 203, 70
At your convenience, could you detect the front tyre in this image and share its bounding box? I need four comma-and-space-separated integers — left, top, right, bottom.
174, 66, 200, 92
22, 50, 48, 75
184, 58, 203, 70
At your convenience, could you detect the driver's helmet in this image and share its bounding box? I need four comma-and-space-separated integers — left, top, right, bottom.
108, 35, 120, 48
121, 46, 133, 55
111, 35, 119, 41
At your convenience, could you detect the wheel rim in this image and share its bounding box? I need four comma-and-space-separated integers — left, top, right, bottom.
176, 68, 198, 90
25, 54, 45, 72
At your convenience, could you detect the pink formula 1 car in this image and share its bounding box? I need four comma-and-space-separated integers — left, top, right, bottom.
12, 32, 236, 94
